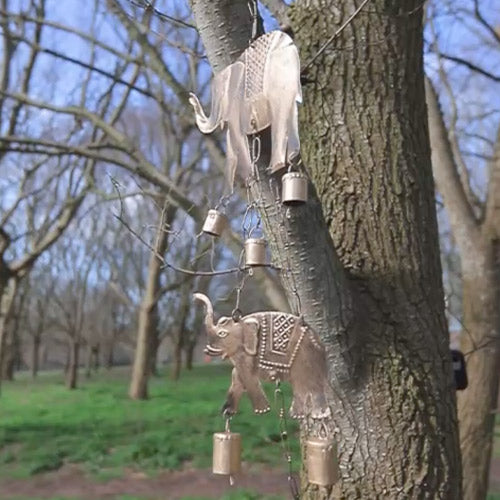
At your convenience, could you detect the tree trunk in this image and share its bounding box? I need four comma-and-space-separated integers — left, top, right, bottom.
190, 0, 461, 497
148, 334, 159, 377
1, 336, 15, 381
66, 340, 79, 389
105, 343, 114, 370
185, 340, 195, 370
85, 345, 92, 378
92, 345, 99, 373
458, 249, 500, 500
170, 282, 191, 381
64, 345, 70, 374
129, 205, 174, 400
171, 332, 183, 381
426, 71, 500, 498
32, 336, 40, 378
0, 276, 17, 391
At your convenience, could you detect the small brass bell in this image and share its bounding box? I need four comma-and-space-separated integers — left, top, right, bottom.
213, 430, 241, 476
202, 209, 228, 237
244, 238, 267, 267
306, 437, 338, 486
282, 172, 308, 206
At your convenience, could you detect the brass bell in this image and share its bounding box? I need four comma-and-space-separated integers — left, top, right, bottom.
213, 431, 241, 476
202, 209, 228, 237
282, 172, 308, 206
306, 437, 338, 486
244, 238, 267, 267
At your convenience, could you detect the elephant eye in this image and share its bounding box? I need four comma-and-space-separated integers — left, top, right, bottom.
218, 317, 230, 326
217, 329, 228, 338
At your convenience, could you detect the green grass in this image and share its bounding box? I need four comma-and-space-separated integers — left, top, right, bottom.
0, 365, 298, 481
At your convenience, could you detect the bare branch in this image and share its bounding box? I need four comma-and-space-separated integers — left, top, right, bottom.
473, 0, 500, 46
484, 125, 500, 238
434, 51, 500, 83
425, 77, 481, 263
259, 0, 290, 28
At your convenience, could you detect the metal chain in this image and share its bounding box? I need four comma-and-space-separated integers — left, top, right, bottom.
247, 0, 259, 41
274, 381, 300, 500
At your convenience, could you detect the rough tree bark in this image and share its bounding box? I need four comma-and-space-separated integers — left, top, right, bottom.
426, 78, 500, 500
129, 204, 176, 400
189, 1, 461, 497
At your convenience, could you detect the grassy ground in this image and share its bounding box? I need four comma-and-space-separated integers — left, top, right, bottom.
1, 365, 499, 499
0, 365, 296, 499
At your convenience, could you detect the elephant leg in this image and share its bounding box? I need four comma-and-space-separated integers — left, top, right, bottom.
221, 367, 245, 416
235, 363, 270, 414
245, 377, 271, 414
289, 391, 306, 419
269, 101, 300, 172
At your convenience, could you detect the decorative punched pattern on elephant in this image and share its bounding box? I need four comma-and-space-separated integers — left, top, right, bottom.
258, 313, 304, 372
244, 32, 273, 98
272, 315, 295, 355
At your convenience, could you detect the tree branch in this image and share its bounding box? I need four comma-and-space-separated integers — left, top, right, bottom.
434, 51, 500, 83
484, 125, 500, 239
425, 77, 481, 265
259, 0, 290, 29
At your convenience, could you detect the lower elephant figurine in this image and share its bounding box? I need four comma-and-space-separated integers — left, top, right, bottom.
193, 293, 332, 419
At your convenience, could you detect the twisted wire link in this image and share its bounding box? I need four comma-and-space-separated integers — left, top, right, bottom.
274, 381, 300, 500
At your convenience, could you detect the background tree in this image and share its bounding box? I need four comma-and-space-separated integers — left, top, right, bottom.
425, 1, 500, 497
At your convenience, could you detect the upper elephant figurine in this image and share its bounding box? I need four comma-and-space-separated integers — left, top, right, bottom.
189, 30, 302, 189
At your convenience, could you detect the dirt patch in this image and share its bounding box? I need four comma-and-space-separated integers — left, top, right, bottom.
2, 459, 500, 499
0, 464, 290, 499
490, 457, 500, 494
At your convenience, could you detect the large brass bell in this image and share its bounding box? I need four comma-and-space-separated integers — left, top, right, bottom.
244, 238, 267, 267
213, 422, 241, 477
202, 209, 228, 237
306, 437, 338, 486
282, 172, 308, 206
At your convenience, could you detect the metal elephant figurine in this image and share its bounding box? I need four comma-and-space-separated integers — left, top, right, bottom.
189, 30, 302, 188
193, 293, 332, 420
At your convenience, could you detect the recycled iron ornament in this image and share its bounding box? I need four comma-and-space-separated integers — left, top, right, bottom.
306, 436, 339, 486
202, 209, 228, 237
213, 417, 241, 483
193, 293, 332, 420
193, 292, 338, 488
189, 30, 302, 189
282, 171, 308, 206
244, 237, 267, 267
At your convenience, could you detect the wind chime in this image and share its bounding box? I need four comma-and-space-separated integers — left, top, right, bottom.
190, 21, 337, 495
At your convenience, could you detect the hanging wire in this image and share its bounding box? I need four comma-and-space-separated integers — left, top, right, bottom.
274, 381, 300, 500
248, 0, 259, 41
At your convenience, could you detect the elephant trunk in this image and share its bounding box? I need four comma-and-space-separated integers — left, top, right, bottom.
193, 292, 215, 331
188, 93, 219, 134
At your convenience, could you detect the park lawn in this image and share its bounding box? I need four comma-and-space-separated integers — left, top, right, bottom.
0, 364, 299, 482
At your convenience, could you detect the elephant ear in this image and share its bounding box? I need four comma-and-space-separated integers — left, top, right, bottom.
242, 318, 259, 356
